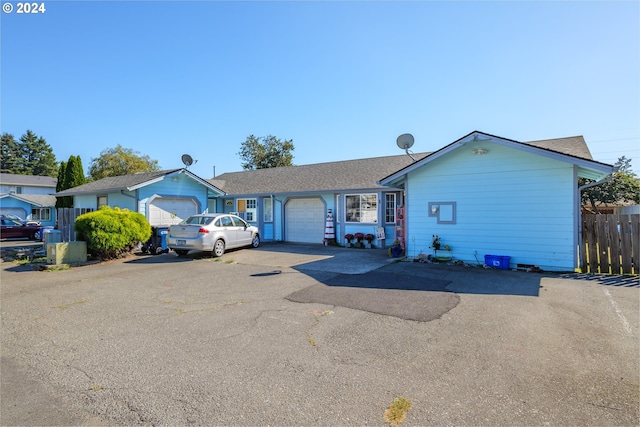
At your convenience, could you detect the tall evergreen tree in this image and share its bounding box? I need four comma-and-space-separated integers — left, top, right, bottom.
65, 155, 86, 189
56, 161, 69, 208
19, 130, 58, 176
56, 156, 86, 208
1, 133, 21, 173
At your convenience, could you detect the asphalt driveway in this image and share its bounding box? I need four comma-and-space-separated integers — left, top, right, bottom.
1, 243, 638, 426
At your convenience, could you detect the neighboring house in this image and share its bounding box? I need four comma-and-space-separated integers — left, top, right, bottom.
55, 169, 225, 226
379, 131, 616, 272
0, 173, 57, 227
208, 154, 428, 246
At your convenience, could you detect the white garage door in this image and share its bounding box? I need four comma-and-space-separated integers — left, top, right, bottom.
148, 197, 197, 226
285, 198, 325, 243
0, 208, 27, 218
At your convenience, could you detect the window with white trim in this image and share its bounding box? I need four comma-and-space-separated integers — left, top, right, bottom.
237, 198, 257, 222
263, 197, 273, 222
385, 193, 396, 223
345, 194, 377, 223
31, 208, 51, 222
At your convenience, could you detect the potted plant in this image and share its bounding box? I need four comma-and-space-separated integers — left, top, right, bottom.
388, 240, 403, 257
344, 233, 354, 247
364, 233, 375, 248
354, 232, 365, 248
430, 235, 441, 252
430, 235, 452, 263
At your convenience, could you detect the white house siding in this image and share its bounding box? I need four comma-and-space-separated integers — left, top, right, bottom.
406, 143, 577, 271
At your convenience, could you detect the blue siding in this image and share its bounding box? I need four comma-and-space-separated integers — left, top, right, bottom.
138, 176, 209, 217
0, 198, 56, 227
406, 143, 578, 271
109, 192, 137, 211
263, 223, 274, 241
74, 194, 97, 210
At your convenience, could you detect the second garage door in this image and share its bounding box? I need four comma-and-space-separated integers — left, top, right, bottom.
285, 198, 325, 243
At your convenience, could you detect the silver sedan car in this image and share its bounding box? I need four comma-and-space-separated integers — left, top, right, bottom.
167, 213, 260, 257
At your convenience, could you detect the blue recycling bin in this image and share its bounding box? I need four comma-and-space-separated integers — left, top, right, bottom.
157, 227, 168, 252
142, 226, 169, 254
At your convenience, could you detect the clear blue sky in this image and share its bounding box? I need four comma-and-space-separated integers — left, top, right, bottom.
2, 1, 639, 178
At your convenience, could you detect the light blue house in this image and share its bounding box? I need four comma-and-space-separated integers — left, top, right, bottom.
55, 169, 225, 226
379, 131, 616, 272
209, 154, 423, 247
0, 173, 57, 227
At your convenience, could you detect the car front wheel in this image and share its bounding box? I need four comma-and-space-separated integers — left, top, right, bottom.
251, 234, 260, 248
213, 239, 225, 257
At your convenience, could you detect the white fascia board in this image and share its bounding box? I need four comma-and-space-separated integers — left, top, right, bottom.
381, 130, 615, 184
127, 176, 167, 191
181, 169, 227, 195
1, 193, 47, 206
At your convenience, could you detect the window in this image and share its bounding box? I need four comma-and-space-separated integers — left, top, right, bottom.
236, 198, 257, 222
217, 216, 233, 227
263, 197, 273, 222
97, 195, 107, 208
16, 186, 23, 194
231, 216, 248, 227
385, 194, 396, 223
31, 208, 51, 222
345, 194, 377, 223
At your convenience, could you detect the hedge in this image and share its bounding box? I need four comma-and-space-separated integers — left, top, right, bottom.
75, 206, 152, 260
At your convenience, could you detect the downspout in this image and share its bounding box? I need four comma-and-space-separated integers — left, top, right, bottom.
576, 170, 617, 271
271, 194, 275, 241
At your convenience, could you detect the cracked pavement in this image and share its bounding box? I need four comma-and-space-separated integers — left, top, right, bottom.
1, 244, 638, 426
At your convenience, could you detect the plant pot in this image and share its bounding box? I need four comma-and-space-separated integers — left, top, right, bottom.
389, 245, 403, 258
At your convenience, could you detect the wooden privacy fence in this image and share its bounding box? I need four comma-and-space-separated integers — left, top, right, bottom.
581, 214, 639, 275
57, 207, 94, 242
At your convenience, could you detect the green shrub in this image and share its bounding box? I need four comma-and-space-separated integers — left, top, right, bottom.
75, 206, 152, 260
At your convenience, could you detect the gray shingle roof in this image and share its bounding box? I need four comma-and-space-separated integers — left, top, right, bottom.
209, 153, 430, 195
524, 135, 593, 159
0, 193, 57, 207
0, 173, 57, 187
209, 134, 596, 196
55, 169, 182, 196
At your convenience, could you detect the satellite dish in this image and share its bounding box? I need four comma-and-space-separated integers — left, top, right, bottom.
396, 133, 417, 162
181, 154, 193, 167
396, 133, 415, 150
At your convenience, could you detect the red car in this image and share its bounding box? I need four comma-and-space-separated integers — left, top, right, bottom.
0, 216, 41, 240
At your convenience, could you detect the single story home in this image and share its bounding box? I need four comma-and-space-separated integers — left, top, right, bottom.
379, 131, 616, 272
0, 173, 57, 227
53, 130, 615, 272
55, 169, 225, 226
208, 154, 428, 246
